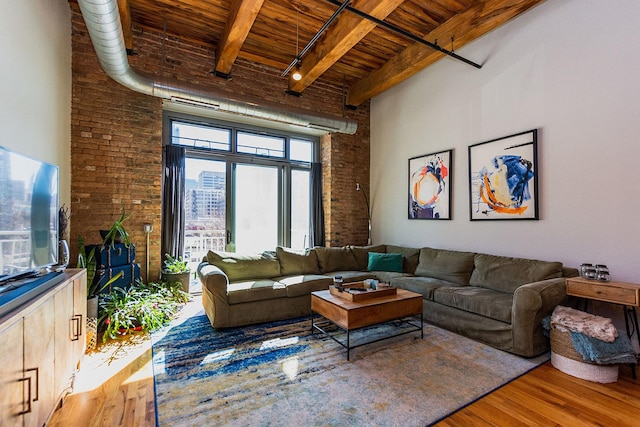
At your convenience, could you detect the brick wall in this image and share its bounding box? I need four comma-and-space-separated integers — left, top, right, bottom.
70, 4, 370, 281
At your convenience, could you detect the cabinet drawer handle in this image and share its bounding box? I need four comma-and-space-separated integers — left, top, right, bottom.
17, 377, 31, 415
71, 314, 83, 341
77, 313, 83, 337
26, 367, 39, 402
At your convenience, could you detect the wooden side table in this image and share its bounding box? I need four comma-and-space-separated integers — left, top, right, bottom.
566, 277, 640, 377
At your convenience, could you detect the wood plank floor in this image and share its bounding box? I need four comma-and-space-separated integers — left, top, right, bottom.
48, 318, 640, 427
48, 333, 156, 427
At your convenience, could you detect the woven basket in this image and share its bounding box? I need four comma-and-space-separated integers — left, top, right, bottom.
550, 326, 618, 383
550, 326, 583, 362
86, 317, 98, 352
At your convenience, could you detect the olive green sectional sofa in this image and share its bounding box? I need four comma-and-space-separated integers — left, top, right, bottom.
197, 244, 578, 357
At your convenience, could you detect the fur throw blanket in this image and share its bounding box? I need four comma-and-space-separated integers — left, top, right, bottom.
551, 305, 618, 343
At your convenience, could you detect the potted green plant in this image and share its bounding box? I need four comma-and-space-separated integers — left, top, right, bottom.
99, 280, 189, 342
100, 208, 131, 249
161, 253, 192, 293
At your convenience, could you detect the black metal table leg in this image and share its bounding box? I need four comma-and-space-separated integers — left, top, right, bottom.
310, 313, 422, 360
630, 306, 640, 348
623, 305, 639, 380
624, 306, 631, 339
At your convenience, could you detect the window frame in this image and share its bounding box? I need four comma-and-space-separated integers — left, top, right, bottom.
162, 111, 319, 251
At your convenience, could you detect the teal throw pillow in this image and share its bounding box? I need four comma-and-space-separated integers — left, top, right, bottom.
367, 252, 403, 273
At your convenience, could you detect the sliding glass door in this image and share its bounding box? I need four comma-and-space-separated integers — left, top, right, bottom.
233, 164, 279, 253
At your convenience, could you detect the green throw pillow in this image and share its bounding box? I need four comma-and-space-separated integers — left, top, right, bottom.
349, 244, 387, 270
367, 252, 403, 273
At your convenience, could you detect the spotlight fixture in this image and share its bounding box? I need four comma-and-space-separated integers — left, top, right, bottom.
292, 61, 302, 81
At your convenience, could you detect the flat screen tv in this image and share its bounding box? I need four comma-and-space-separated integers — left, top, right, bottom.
0, 145, 59, 284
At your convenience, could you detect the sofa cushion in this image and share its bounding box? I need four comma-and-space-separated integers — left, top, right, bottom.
386, 245, 420, 274
275, 274, 333, 297
276, 246, 321, 276
349, 244, 387, 270
324, 271, 377, 283
469, 253, 564, 293
207, 250, 280, 282
433, 286, 514, 323
414, 247, 476, 286
367, 252, 403, 272
314, 246, 360, 273
372, 271, 409, 284
390, 276, 457, 300
227, 279, 288, 304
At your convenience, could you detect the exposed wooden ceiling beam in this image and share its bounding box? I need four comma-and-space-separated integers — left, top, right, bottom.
117, 0, 133, 53
346, 0, 547, 106
288, 0, 405, 94
214, 0, 266, 77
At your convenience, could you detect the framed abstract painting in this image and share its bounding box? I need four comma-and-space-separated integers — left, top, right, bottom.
408, 149, 452, 220
468, 129, 538, 220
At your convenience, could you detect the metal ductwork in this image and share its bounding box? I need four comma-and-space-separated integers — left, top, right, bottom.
76, 0, 358, 135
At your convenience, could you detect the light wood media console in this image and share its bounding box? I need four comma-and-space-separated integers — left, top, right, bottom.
0, 269, 87, 427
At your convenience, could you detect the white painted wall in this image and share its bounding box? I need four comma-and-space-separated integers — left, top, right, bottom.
371, 0, 640, 282
0, 0, 71, 205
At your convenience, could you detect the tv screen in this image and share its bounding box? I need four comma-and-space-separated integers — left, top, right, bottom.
0, 145, 59, 283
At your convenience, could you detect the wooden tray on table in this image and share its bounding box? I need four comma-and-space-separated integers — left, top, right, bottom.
329, 281, 396, 302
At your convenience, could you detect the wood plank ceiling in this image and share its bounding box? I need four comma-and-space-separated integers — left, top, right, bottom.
105, 0, 546, 107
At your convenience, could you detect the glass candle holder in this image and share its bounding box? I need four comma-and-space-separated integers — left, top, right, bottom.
595, 265, 611, 282
580, 263, 593, 278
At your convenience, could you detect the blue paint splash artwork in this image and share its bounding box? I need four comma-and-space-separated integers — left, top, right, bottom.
477, 155, 534, 216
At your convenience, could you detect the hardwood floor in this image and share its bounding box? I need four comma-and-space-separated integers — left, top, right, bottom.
48, 333, 155, 427
48, 312, 640, 427
435, 364, 640, 426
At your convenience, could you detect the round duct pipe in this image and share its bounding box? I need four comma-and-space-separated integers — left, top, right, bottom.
76, 0, 358, 135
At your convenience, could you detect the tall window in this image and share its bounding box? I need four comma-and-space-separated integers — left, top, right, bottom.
165, 113, 316, 261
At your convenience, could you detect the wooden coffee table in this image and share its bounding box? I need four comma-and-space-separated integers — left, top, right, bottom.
311, 287, 423, 360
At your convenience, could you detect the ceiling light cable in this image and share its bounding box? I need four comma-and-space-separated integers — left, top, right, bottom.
282, 0, 351, 77
291, 3, 302, 81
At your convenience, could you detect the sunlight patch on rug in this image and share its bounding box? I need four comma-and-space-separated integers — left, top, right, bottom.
152, 303, 548, 427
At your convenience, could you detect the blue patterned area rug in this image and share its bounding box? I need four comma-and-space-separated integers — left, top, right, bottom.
151, 302, 548, 427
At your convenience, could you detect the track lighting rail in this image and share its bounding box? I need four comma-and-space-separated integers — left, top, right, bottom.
325, 0, 481, 69
282, 0, 481, 80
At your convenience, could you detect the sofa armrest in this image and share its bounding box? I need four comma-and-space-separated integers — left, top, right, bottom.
511, 277, 568, 356
197, 262, 230, 301
198, 262, 236, 328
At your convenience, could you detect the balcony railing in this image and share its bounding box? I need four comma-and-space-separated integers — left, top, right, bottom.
0, 231, 31, 274
184, 229, 226, 263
